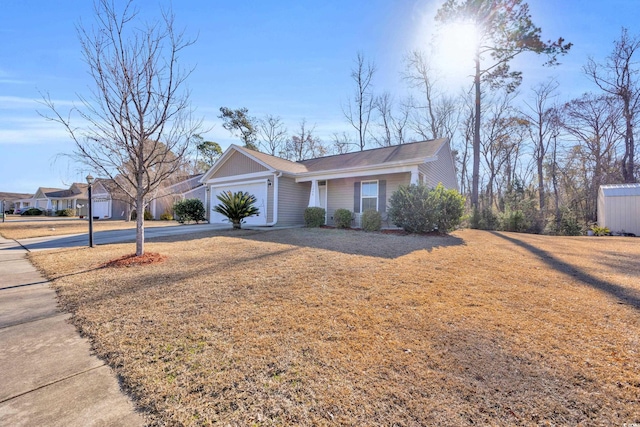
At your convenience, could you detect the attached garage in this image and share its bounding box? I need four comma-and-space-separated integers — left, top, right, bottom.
597, 184, 640, 236
211, 181, 268, 225
92, 197, 111, 219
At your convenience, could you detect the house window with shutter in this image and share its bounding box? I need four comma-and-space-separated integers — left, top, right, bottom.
361, 181, 378, 211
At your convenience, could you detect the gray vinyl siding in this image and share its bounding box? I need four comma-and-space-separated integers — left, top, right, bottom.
420, 143, 458, 190
325, 172, 409, 225
276, 176, 310, 226
215, 151, 269, 178
111, 199, 129, 220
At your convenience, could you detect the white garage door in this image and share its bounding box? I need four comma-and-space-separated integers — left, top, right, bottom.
92, 198, 110, 219
211, 182, 267, 225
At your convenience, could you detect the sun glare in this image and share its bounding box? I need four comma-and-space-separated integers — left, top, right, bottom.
434, 22, 479, 80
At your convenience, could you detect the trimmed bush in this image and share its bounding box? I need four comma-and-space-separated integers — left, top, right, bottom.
304, 207, 326, 227
334, 208, 352, 229
388, 183, 465, 234
173, 199, 206, 224
361, 209, 382, 232
23, 208, 43, 216
159, 211, 173, 221
56, 208, 75, 217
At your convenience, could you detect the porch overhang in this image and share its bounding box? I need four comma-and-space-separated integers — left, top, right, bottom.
294, 159, 434, 183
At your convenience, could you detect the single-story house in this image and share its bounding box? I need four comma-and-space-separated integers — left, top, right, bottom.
32, 182, 113, 218
6, 182, 113, 218
201, 138, 458, 227
149, 174, 205, 219
597, 183, 640, 236
0, 192, 34, 213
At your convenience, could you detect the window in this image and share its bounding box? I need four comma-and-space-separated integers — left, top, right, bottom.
361, 181, 378, 211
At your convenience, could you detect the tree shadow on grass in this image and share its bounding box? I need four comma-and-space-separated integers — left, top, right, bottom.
226, 227, 465, 260
490, 231, 640, 310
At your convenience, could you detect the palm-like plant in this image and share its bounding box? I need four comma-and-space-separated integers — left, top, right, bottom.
213, 190, 260, 229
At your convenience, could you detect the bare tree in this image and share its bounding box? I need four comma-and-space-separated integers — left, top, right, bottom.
585, 27, 640, 183
331, 132, 355, 155
436, 0, 572, 209
283, 119, 326, 161
480, 91, 527, 208
373, 92, 393, 147
258, 114, 288, 156
42, 0, 200, 256
520, 79, 559, 214
372, 93, 414, 147
343, 52, 376, 151
562, 93, 623, 222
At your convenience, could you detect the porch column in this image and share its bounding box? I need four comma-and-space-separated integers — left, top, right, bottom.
410, 169, 420, 185
308, 179, 320, 207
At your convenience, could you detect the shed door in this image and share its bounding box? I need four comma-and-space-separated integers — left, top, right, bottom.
211, 182, 267, 225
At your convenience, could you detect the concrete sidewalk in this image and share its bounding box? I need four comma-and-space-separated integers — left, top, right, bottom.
0, 237, 144, 426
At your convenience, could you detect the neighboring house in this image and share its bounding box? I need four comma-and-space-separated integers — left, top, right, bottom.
149, 174, 205, 219
32, 187, 65, 211
597, 183, 640, 236
27, 182, 113, 218
0, 192, 34, 213
201, 138, 458, 227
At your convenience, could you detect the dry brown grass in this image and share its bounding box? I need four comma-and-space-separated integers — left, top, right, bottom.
0, 218, 179, 240
29, 228, 640, 426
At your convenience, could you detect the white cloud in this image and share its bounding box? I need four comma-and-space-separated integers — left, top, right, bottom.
0, 118, 73, 145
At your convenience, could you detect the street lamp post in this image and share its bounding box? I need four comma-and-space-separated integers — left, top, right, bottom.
86, 174, 95, 248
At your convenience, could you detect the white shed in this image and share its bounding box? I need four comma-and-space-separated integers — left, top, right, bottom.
597, 184, 640, 236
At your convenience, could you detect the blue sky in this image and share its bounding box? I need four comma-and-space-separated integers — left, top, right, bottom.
1, 0, 639, 193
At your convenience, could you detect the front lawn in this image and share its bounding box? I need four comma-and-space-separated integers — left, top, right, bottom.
29, 228, 640, 425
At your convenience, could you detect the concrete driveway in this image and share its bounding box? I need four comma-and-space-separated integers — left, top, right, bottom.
8, 223, 232, 252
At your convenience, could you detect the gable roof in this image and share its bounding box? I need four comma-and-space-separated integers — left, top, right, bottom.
0, 192, 33, 201
298, 138, 447, 172
34, 187, 65, 199
234, 146, 308, 174
600, 183, 640, 197
203, 138, 449, 182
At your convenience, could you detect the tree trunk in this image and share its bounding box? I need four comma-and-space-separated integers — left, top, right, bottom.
472, 54, 481, 209
136, 194, 145, 256
623, 100, 636, 183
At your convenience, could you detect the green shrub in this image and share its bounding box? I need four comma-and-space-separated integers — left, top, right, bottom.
430, 184, 466, 232
213, 191, 259, 229
56, 208, 75, 217
470, 205, 499, 230
304, 207, 326, 228
23, 208, 43, 216
361, 209, 382, 232
499, 208, 527, 232
173, 199, 206, 224
334, 208, 352, 228
561, 211, 582, 236
159, 211, 173, 221
388, 183, 465, 234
